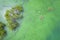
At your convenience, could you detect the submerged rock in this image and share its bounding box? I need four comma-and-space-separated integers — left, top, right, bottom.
0, 22, 7, 39
5, 5, 23, 30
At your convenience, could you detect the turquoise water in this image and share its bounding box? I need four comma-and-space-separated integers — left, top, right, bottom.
0, 0, 60, 40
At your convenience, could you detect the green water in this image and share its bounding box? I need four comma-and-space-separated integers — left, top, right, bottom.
0, 0, 60, 40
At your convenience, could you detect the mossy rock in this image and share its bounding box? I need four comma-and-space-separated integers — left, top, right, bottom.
5, 5, 23, 30
0, 22, 6, 28
0, 22, 6, 39
5, 6, 23, 19
9, 22, 19, 30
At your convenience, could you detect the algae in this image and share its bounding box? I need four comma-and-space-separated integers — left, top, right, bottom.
0, 22, 6, 39
5, 5, 23, 30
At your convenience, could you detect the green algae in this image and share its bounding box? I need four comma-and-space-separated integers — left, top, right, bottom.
0, 22, 6, 39
5, 5, 23, 30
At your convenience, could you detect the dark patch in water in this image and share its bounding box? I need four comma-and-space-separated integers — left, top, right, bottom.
46, 21, 60, 40
51, 21, 60, 40
46, 35, 52, 40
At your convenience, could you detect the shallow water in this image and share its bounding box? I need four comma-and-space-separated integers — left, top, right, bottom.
0, 0, 24, 40
0, 0, 60, 40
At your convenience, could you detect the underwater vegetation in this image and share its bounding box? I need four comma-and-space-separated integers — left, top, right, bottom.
0, 22, 6, 39
5, 5, 23, 30
0, 5, 23, 39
